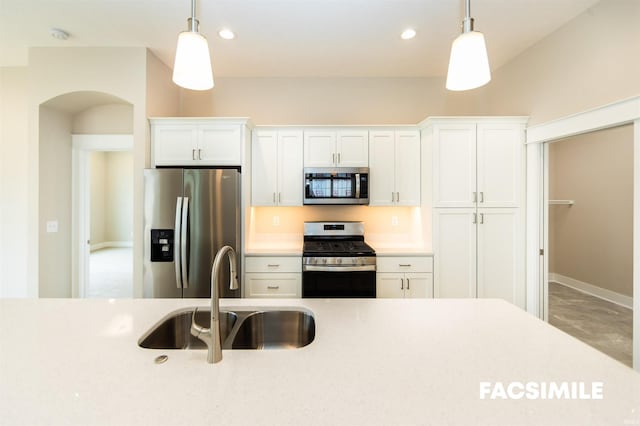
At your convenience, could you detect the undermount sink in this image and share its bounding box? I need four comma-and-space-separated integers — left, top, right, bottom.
138, 308, 238, 350
138, 307, 315, 350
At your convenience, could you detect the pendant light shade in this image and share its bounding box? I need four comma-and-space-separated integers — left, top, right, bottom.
446, 0, 491, 91
172, 0, 214, 91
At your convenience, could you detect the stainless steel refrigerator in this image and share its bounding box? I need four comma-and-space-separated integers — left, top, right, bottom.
143, 168, 241, 298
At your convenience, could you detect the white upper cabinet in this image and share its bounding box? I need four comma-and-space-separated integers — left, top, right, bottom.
369, 130, 420, 206
150, 118, 245, 167
432, 120, 524, 208
251, 129, 303, 206
476, 124, 523, 208
303, 130, 368, 167
432, 124, 476, 208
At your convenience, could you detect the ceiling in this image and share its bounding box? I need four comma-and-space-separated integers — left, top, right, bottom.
0, 0, 600, 78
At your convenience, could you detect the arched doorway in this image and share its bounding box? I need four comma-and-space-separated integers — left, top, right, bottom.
39, 91, 134, 298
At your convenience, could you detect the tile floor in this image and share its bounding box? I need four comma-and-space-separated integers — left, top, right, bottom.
88, 247, 133, 298
548, 281, 633, 367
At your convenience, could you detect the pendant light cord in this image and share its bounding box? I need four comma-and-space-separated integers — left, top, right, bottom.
462, 0, 474, 33
189, 0, 199, 32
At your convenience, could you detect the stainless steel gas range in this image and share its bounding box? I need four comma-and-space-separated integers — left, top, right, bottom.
302, 221, 376, 298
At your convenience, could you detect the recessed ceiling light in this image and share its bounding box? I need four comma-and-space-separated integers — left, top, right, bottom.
218, 28, 235, 40
401, 28, 416, 40
50, 28, 69, 40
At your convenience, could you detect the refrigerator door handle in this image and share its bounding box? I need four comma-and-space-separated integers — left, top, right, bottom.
181, 197, 190, 288
174, 197, 183, 289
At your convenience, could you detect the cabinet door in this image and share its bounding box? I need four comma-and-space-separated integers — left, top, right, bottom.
405, 273, 433, 298
433, 124, 477, 207
476, 208, 523, 307
433, 208, 477, 298
278, 131, 304, 206
337, 131, 369, 167
153, 124, 198, 166
368, 131, 396, 206
198, 125, 242, 165
476, 123, 523, 208
251, 131, 278, 206
395, 131, 421, 206
376, 273, 405, 298
304, 131, 336, 167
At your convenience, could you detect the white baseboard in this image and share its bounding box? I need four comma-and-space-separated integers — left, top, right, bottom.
549, 273, 633, 310
90, 241, 133, 252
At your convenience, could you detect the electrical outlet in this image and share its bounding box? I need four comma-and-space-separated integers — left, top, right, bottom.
272, 215, 280, 226
391, 216, 398, 226
46, 220, 59, 233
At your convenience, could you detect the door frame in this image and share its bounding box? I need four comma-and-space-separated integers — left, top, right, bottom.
525, 95, 640, 371
71, 134, 133, 297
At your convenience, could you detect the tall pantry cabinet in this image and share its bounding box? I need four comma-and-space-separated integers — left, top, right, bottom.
424, 118, 528, 308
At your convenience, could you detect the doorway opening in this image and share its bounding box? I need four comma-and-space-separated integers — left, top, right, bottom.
73, 135, 133, 298
545, 125, 633, 367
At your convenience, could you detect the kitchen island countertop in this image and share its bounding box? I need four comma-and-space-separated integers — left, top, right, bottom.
1, 298, 638, 425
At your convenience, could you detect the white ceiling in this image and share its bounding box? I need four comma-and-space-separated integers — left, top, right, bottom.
0, 0, 600, 78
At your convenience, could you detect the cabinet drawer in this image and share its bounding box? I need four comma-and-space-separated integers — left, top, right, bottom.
245, 256, 301, 273
376, 256, 433, 273
245, 273, 301, 298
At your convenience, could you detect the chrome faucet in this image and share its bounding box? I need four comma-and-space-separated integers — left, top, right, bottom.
190, 245, 239, 363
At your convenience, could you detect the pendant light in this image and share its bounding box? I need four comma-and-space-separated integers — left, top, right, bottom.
446, 0, 491, 91
172, 0, 214, 91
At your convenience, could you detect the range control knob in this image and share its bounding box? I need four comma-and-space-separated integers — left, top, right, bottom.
337, 258, 342, 264
322, 258, 328, 264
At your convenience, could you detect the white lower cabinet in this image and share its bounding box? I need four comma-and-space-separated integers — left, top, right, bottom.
376, 256, 433, 298
433, 208, 523, 306
244, 256, 301, 298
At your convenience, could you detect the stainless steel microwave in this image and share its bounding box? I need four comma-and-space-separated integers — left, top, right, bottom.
303, 167, 369, 205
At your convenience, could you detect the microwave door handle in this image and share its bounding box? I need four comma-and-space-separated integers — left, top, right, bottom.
355, 174, 360, 198
174, 197, 183, 288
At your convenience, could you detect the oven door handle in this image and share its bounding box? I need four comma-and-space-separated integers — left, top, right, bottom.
303, 265, 376, 272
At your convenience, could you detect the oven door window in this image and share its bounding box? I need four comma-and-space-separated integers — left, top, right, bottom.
302, 270, 376, 298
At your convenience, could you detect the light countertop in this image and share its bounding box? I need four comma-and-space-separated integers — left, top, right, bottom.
1, 298, 639, 425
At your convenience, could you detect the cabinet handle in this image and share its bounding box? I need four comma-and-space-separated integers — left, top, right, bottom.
396, 192, 400, 203
479, 192, 484, 203
400, 278, 404, 290
391, 192, 395, 202
278, 192, 282, 203
332, 153, 336, 164
267, 264, 280, 267
473, 213, 477, 224
473, 192, 477, 203
338, 153, 341, 164
198, 149, 202, 160
192, 149, 197, 160
407, 278, 410, 290
273, 192, 276, 204
480, 213, 484, 224
267, 286, 280, 290
399, 264, 411, 267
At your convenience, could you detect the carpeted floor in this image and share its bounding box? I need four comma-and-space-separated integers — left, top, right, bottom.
548, 281, 633, 367
88, 247, 133, 298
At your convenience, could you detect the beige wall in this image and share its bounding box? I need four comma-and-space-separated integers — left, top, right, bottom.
38, 106, 73, 298
105, 151, 133, 242
73, 104, 133, 134
90, 152, 107, 245
89, 151, 134, 248
179, 77, 486, 124
486, 0, 640, 125
549, 125, 633, 297
0, 67, 29, 297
